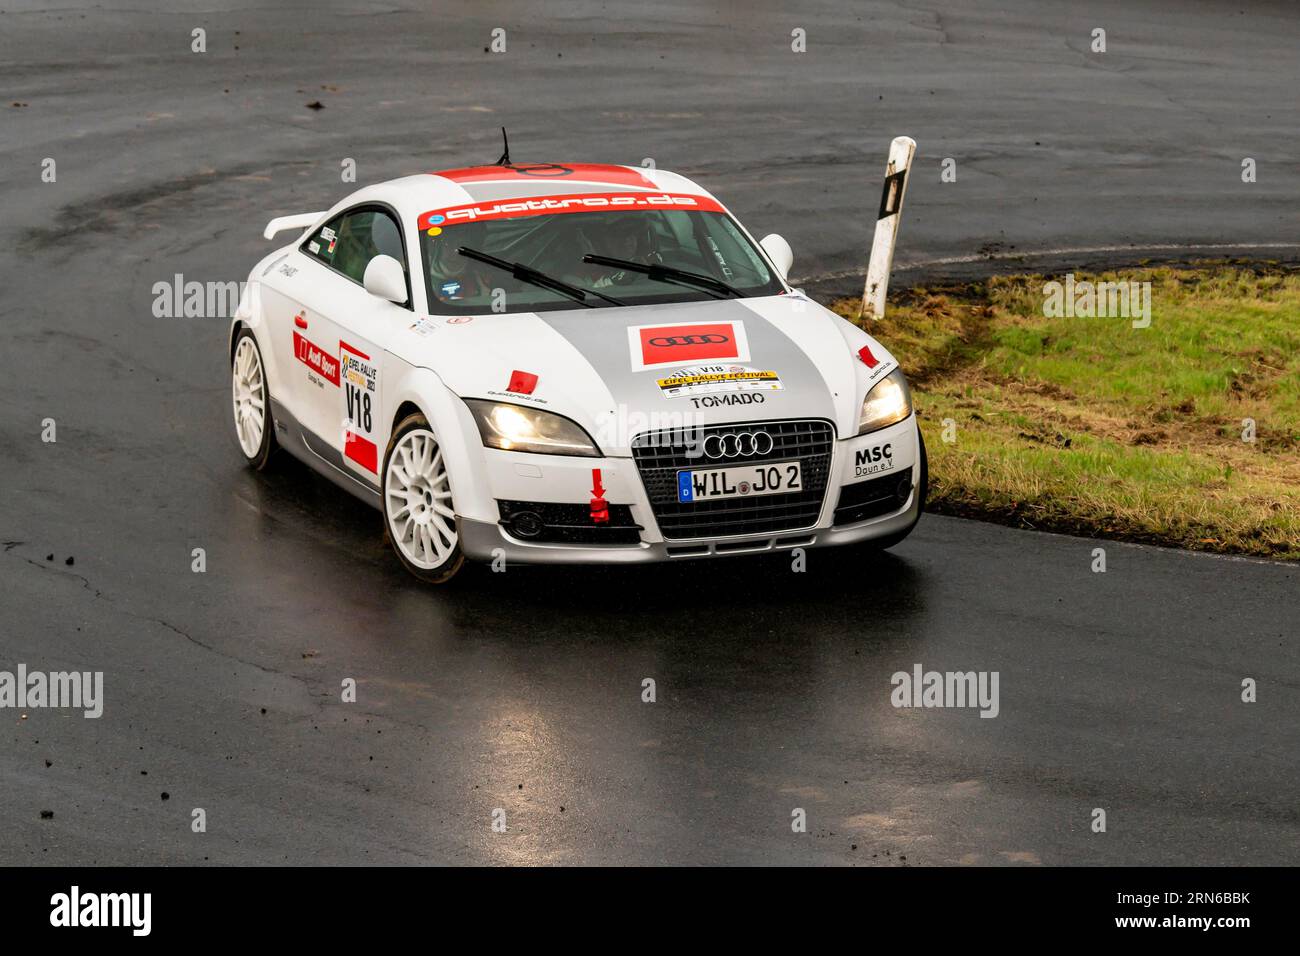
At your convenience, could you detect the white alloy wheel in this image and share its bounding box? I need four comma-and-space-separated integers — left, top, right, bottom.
384, 426, 458, 571
232, 334, 270, 462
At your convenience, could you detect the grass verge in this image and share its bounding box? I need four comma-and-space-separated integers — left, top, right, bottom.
830, 264, 1300, 559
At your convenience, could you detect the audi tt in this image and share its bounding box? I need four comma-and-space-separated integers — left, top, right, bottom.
229, 160, 926, 582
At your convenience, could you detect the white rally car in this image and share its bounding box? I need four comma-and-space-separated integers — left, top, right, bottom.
230, 160, 925, 582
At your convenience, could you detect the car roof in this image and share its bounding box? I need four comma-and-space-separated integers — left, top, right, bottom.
325, 163, 722, 224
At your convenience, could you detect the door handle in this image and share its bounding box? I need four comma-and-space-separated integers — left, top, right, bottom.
294, 312, 308, 329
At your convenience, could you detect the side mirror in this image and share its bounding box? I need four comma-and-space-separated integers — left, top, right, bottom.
363, 254, 408, 304
759, 234, 793, 280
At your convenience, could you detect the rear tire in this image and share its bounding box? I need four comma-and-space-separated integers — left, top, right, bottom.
863, 426, 927, 551
231, 328, 277, 470
381, 412, 465, 584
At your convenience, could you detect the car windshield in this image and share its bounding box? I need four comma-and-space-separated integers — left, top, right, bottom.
418, 198, 783, 314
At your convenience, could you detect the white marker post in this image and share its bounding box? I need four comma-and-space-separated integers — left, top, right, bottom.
861, 136, 917, 321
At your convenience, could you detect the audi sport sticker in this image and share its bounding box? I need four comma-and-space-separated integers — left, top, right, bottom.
656, 365, 782, 398
420, 192, 725, 231
628, 320, 749, 371
293, 331, 340, 387
340, 341, 378, 473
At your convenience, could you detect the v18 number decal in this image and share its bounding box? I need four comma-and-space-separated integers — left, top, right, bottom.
340, 341, 379, 473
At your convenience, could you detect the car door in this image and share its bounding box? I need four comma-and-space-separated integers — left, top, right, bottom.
287, 205, 414, 487
258, 238, 336, 436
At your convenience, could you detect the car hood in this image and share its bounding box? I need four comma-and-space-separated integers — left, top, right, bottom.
406, 294, 898, 455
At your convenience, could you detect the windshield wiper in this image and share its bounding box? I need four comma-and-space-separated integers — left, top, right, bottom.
581, 254, 742, 299
457, 247, 626, 307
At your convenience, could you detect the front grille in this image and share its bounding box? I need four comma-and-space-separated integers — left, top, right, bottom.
631, 419, 834, 540
497, 499, 642, 545
833, 467, 912, 525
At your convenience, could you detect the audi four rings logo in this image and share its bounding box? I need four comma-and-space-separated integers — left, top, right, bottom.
648, 333, 730, 347
703, 431, 775, 459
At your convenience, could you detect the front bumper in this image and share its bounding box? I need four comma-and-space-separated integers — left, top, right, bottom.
456, 414, 922, 565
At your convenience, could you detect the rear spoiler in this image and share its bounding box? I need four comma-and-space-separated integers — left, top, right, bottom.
263, 212, 326, 241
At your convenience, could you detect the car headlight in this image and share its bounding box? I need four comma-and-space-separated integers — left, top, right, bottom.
858, 367, 913, 434
465, 399, 601, 457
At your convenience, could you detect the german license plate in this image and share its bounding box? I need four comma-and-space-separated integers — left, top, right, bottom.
677, 460, 802, 502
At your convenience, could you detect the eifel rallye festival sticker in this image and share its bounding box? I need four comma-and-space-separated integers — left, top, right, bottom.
340, 342, 379, 473
657, 365, 782, 398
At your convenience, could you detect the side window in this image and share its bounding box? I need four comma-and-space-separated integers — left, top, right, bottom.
302, 208, 408, 293
303, 213, 346, 270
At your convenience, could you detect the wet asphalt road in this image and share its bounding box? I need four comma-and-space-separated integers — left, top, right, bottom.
2, 0, 1299, 865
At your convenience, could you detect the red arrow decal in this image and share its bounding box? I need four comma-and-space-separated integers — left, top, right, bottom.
589, 468, 609, 523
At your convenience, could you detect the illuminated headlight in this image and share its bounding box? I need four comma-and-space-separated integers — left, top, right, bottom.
465, 399, 601, 457
858, 367, 913, 435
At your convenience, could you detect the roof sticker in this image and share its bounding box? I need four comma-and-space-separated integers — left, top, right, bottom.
419, 191, 724, 230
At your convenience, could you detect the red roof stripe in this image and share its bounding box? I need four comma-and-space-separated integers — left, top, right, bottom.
431, 163, 658, 188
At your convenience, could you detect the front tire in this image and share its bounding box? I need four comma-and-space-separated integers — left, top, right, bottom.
382, 412, 465, 584
231, 328, 277, 470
